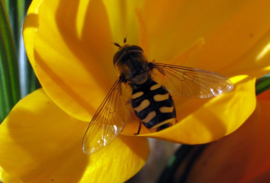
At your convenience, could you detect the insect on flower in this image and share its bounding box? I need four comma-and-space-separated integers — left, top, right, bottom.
82, 38, 234, 154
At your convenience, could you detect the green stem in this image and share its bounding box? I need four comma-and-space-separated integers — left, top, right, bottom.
0, 0, 21, 105
156, 145, 206, 183
256, 73, 270, 95
156, 145, 194, 183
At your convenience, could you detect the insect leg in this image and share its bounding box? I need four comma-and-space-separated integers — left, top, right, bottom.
134, 121, 142, 135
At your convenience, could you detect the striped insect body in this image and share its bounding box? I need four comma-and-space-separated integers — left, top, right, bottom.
82, 38, 234, 154
131, 78, 176, 132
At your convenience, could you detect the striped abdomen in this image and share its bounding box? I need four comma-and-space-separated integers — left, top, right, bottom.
131, 78, 176, 132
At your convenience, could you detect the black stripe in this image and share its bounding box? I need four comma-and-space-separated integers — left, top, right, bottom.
131, 78, 176, 129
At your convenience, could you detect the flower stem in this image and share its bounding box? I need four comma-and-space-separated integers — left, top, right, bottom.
256, 73, 270, 95
156, 145, 206, 183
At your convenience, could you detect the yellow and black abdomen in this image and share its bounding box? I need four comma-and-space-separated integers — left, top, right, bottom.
131, 78, 176, 132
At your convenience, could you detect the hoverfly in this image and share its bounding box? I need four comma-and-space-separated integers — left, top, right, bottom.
82, 38, 233, 154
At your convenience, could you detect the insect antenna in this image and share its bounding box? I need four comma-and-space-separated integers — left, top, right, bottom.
114, 36, 127, 48
113, 42, 122, 48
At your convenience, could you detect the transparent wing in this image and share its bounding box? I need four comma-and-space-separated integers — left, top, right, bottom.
151, 63, 233, 98
83, 79, 126, 154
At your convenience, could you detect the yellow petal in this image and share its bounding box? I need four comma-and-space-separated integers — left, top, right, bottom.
132, 76, 256, 144
140, 0, 270, 77
23, 0, 117, 121
23, 0, 43, 65
0, 89, 149, 183
185, 95, 270, 183
24, 0, 269, 124
0, 168, 23, 183
102, 0, 143, 45
24, 0, 268, 142
190, 0, 270, 76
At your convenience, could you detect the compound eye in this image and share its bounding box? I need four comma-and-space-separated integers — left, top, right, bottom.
113, 45, 144, 65
113, 51, 123, 65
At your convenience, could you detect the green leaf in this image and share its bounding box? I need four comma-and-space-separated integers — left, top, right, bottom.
0, 59, 10, 122
5, 0, 38, 98
0, 0, 21, 122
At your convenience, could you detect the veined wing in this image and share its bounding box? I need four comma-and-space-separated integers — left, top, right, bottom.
151, 63, 233, 98
83, 79, 125, 154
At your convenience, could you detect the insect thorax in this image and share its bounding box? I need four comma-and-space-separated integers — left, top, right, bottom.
117, 56, 149, 84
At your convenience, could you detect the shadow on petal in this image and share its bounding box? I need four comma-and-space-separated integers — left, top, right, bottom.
2, 98, 89, 182
136, 76, 256, 144
0, 89, 150, 183
34, 51, 97, 120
